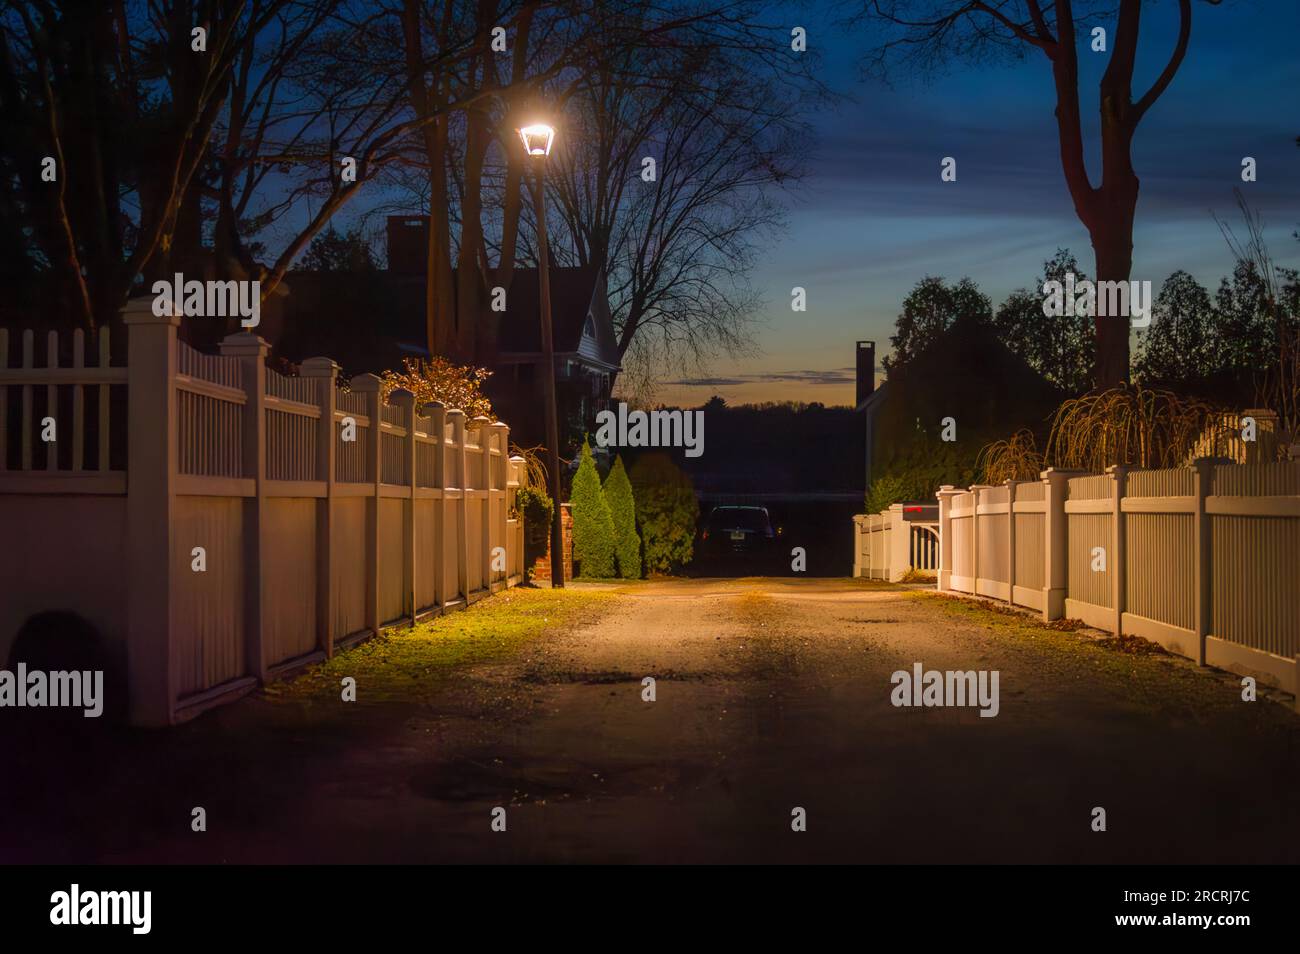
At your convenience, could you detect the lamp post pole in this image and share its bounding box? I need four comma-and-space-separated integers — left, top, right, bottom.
530, 159, 565, 588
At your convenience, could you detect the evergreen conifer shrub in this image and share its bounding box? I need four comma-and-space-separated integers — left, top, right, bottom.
603, 455, 642, 579
569, 440, 617, 578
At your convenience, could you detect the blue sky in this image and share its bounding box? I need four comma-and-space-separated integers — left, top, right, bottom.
657, 0, 1300, 407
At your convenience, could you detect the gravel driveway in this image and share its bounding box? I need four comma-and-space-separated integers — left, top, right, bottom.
5, 577, 1297, 863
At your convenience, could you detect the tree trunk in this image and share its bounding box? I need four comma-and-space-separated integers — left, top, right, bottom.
1090, 223, 1135, 390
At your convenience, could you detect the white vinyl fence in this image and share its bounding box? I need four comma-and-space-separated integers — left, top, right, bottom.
853, 504, 940, 582
935, 464, 1300, 703
0, 299, 525, 725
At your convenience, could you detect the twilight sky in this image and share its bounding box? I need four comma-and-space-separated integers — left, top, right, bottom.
653, 0, 1300, 408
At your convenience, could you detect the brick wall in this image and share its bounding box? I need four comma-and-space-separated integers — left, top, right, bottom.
530, 503, 573, 582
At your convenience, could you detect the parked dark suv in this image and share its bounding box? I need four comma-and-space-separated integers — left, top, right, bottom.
699, 505, 780, 557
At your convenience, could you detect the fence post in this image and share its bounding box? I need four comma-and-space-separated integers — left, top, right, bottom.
1241, 408, 1278, 464
969, 484, 992, 595
123, 297, 179, 726
423, 402, 447, 609
389, 389, 416, 624
1108, 464, 1127, 637
852, 515, 865, 578
490, 421, 511, 588
1193, 457, 1213, 666
220, 331, 270, 684
350, 373, 382, 636
888, 503, 908, 582
473, 416, 493, 591
1005, 479, 1018, 604
1041, 468, 1071, 622
448, 409, 468, 603
509, 454, 526, 582
301, 357, 338, 658
935, 486, 959, 592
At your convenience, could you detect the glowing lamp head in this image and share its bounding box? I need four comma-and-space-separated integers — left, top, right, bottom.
518, 123, 556, 158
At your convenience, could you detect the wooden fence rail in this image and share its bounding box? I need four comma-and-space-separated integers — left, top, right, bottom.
0, 299, 525, 726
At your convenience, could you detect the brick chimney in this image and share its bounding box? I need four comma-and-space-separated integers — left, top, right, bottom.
386, 215, 429, 275
856, 340, 876, 407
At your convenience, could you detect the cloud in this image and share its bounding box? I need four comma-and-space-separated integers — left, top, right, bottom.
668, 367, 858, 388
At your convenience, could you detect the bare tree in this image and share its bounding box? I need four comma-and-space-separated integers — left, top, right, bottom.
846, 0, 1224, 389
543, 3, 824, 392
0, 0, 297, 329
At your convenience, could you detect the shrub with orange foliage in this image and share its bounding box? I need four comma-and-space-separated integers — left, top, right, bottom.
376, 357, 496, 423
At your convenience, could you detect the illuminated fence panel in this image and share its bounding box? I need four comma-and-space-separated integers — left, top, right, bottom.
1212, 515, 1300, 659
178, 389, 243, 478
171, 496, 246, 698
379, 499, 408, 624
1066, 513, 1112, 609
1014, 512, 1045, 591
263, 498, 319, 667
0, 304, 525, 727
265, 370, 314, 404
381, 429, 407, 485
1208, 461, 1300, 688
179, 340, 241, 389
266, 407, 317, 481
335, 416, 369, 482
416, 437, 439, 487
1126, 512, 1195, 631
977, 512, 1009, 589
928, 460, 1300, 700
331, 498, 368, 640
949, 510, 973, 591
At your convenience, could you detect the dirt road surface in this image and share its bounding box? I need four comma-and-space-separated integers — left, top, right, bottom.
4, 578, 1297, 863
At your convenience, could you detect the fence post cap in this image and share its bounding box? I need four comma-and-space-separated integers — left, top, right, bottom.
388, 388, 415, 407
122, 295, 181, 326
445, 408, 466, 419
1105, 463, 1127, 476
299, 356, 340, 376
349, 372, 382, 392
421, 400, 446, 413
218, 331, 269, 357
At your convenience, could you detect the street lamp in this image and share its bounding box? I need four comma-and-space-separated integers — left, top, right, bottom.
518, 120, 564, 588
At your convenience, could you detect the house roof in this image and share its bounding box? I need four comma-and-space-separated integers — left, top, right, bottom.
855, 380, 889, 415
869, 313, 1062, 435
496, 266, 619, 367
265, 265, 620, 373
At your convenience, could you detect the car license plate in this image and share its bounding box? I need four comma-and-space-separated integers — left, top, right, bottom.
730, 531, 744, 541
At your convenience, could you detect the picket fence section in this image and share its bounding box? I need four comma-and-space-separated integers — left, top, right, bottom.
0, 299, 525, 726
935, 462, 1300, 704
852, 504, 939, 581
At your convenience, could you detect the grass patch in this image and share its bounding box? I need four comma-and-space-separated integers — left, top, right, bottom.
898, 568, 937, 584
911, 591, 1291, 720
263, 587, 616, 707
